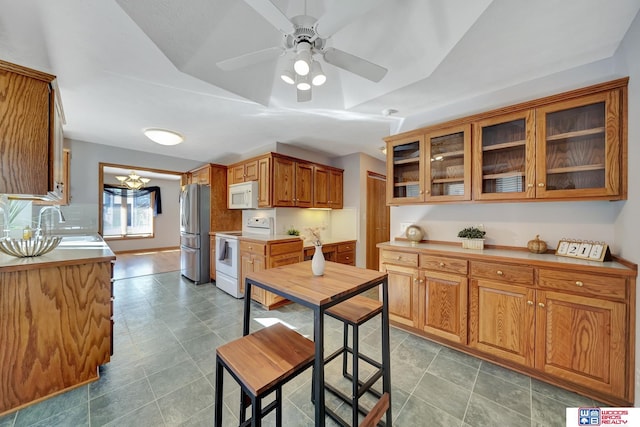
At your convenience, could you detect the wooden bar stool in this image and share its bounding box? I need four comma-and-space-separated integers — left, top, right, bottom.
324, 295, 384, 426
215, 322, 315, 427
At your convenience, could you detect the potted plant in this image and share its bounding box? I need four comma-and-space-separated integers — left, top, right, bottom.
457, 226, 486, 250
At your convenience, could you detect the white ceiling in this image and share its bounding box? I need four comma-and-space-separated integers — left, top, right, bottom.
1, 0, 638, 165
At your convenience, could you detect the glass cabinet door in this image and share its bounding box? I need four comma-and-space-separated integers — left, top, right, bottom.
473, 110, 536, 200
387, 135, 425, 204
535, 91, 620, 199
426, 124, 471, 201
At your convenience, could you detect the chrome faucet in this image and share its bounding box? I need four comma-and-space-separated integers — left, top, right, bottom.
36, 206, 66, 237
0, 206, 9, 238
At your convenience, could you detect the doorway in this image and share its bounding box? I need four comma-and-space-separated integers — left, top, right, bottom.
366, 171, 389, 270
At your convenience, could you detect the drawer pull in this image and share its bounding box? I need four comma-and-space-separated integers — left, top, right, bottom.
496, 270, 504, 276
439, 262, 445, 267
538, 183, 545, 187
397, 256, 402, 261
527, 300, 534, 306
538, 302, 545, 308
575, 281, 584, 287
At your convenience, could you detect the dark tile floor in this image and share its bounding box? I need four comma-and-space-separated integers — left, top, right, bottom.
0, 271, 603, 426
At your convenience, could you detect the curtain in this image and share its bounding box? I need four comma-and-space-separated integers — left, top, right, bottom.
103, 185, 162, 216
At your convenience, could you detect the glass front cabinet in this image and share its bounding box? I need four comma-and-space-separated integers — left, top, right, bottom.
426, 124, 471, 201
473, 110, 536, 200
385, 80, 626, 206
387, 135, 425, 204
535, 91, 621, 199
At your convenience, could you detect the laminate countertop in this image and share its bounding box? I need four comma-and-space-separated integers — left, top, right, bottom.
0, 234, 115, 273
378, 240, 636, 275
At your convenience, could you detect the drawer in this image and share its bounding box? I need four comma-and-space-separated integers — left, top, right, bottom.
470, 261, 533, 285
380, 249, 418, 267
240, 241, 266, 256
337, 242, 355, 253
337, 252, 355, 265
269, 240, 302, 257
538, 269, 627, 300
420, 255, 467, 275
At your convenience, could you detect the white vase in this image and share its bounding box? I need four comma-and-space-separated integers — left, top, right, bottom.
311, 245, 325, 276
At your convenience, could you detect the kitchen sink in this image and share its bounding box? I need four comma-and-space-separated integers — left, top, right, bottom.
58, 235, 105, 247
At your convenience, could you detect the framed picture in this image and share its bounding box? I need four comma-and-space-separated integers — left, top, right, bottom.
555, 239, 610, 262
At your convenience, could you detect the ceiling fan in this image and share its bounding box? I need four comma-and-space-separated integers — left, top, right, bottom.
217, 0, 388, 102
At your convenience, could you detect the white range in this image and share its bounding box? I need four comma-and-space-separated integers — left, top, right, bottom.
214, 217, 274, 298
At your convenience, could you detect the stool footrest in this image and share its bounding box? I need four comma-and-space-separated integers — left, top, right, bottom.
324, 383, 387, 427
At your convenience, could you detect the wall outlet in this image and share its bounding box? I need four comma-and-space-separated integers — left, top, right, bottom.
400, 222, 413, 234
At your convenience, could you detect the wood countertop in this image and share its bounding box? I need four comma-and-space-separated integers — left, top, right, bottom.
0, 234, 115, 273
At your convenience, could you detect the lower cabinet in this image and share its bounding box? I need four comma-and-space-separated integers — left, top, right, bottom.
303, 240, 356, 266
240, 238, 303, 310
379, 244, 636, 406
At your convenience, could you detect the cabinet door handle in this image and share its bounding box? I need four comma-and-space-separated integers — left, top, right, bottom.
247, 260, 253, 265
439, 262, 445, 267
538, 183, 545, 187
425, 190, 430, 194
538, 302, 545, 308
496, 270, 504, 276
575, 281, 584, 287
527, 183, 534, 188
397, 256, 402, 261
527, 300, 534, 306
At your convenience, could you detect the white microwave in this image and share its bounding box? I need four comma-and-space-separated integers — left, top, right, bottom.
228, 181, 259, 209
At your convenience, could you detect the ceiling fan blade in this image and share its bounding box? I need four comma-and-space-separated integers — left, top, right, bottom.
323, 48, 387, 82
297, 88, 312, 102
217, 46, 283, 71
314, 0, 386, 38
244, 0, 294, 34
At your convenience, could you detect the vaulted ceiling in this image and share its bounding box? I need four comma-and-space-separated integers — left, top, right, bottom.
1, 0, 638, 164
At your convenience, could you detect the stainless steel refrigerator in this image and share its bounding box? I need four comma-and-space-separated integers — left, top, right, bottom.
179, 183, 210, 284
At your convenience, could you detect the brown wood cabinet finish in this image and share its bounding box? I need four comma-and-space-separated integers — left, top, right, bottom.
385, 78, 628, 205
227, 153, 343, 209
378, 243, 636, 406
239, 238, 303, 309
0, 60, 58, 196
0, 260, 113, 415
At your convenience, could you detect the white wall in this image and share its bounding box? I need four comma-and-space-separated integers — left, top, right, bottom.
394, 10, 640, 406
333, 153, 386, 266
612, 9, 640, 406
64, 138, 202, 251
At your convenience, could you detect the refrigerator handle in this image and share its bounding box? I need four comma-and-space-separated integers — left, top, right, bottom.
183, 189, 190, 229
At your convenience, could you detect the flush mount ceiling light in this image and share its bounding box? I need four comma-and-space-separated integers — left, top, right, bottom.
216, 0, 388, 103
144, 128, 184, 146
116, 171, 150, 190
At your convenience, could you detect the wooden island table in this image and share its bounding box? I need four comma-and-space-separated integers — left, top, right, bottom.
244, 260, 391, 426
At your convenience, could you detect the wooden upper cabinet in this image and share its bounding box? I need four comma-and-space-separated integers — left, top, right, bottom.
257, 156, 271, 207
473, 110, 536, 201
535, 91, 621, 199
426, 124, 471, 201
189, 164, 211, 185
228, 159, 259, 185
0, 60, 59, 196
386, 78, 627, 205
387, 134, 425, 204
294, 161, 313, 208
313, 166, 343, 208
272, 156, 295, 207
328, 168, 343, 208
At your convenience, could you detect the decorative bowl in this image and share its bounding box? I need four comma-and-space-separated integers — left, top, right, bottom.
0, 236, 62, 257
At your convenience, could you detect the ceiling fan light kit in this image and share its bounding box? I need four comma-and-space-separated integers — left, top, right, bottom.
218, 0, 389, 102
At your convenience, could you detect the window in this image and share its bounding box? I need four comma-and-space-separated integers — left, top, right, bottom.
102, 187, 155, 238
